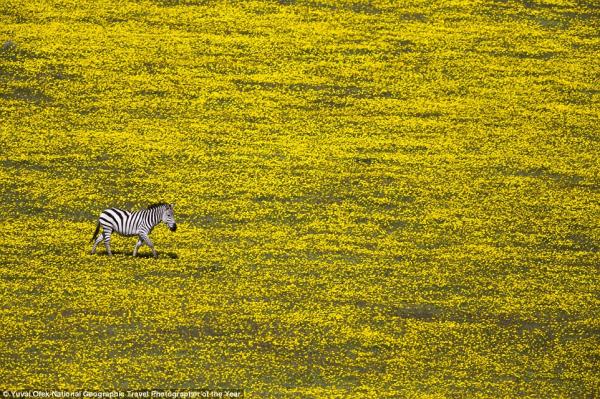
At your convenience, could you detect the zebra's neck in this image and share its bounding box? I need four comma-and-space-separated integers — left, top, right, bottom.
143, 206, 164, 227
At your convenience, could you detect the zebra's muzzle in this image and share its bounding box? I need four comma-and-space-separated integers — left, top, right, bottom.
170, 224, 177, 232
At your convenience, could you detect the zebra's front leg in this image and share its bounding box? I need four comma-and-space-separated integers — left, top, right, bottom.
91, 234, 104, 255
103, 231, 113, 256
140, 233, 157, 258
132, 238, 143, 257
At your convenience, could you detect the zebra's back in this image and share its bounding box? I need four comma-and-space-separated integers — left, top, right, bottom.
99, 208, 140, 236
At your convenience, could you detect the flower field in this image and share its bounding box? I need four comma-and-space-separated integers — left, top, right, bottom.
0, 0, 598, 397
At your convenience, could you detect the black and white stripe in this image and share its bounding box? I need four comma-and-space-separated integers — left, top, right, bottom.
91, 202, 177, 258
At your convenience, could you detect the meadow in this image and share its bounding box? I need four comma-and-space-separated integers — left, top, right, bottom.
0, 0, 598, 397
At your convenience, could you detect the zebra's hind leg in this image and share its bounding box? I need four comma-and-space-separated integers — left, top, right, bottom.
91, 233, 104, 255
103, 230, 113, 256
132, 238, 143, 257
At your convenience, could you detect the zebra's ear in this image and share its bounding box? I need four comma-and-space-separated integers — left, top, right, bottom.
170, 203, 175, 209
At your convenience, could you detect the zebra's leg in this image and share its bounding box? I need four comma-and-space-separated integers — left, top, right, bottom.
103, 230, 113, 256
140, 233, 157, 258
132, 238, 143, 257
91, 233, 104, 255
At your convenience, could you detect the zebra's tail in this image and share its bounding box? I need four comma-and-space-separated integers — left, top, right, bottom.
91, 222, 100, 243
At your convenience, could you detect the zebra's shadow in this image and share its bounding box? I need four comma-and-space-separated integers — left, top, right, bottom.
93, 250, 179, 259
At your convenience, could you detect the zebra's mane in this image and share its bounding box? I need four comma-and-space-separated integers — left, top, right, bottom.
146, 202, 169, 210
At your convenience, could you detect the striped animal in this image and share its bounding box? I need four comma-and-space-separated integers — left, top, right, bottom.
91, 203, 177, 258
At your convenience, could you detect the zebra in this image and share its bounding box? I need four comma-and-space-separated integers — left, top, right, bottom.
91, 203, 177, 258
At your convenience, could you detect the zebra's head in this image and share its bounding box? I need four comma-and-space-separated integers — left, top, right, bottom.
162, 204, 177, 232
